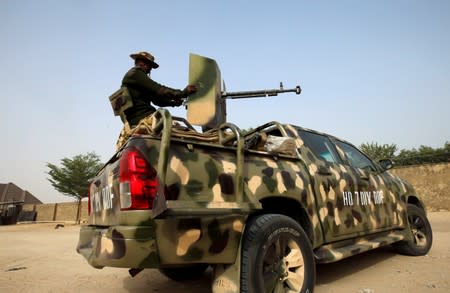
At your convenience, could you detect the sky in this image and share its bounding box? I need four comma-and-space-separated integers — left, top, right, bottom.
1, 0, 449, 203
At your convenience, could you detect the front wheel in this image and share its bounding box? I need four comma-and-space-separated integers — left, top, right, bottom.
393, 204, 433, 256
241, 214, 315, 293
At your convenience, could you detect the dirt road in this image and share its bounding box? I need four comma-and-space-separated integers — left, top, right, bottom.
0, 212, 449, 293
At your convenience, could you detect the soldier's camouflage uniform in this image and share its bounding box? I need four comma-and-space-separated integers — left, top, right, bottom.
116, 66, 191, 150
122, 66, 190, 127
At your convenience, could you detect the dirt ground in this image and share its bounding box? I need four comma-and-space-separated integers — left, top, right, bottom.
0, 212, 448, 293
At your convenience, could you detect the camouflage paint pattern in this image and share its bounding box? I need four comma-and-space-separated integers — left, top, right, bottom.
314, 229, 407, 264
285, 124, 412, 246
77, 221, 159, 269
187, 53, 225, 129
77, 109, 423, 290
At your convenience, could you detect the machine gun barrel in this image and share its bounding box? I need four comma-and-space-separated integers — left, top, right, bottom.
222, 83, 301, 99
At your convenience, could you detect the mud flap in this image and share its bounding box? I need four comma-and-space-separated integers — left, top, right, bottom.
211, 228, 244, 293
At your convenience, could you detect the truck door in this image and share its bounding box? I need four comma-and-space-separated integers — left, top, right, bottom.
296, 129, 373, 242
333, 140, 394, 231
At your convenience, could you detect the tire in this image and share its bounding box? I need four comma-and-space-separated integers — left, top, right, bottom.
241, 214, 315, 293
158, 264, 208, 282
393, 204, 433, 256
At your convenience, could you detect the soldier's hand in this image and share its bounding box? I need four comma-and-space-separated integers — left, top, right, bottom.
184, 85, 197, 95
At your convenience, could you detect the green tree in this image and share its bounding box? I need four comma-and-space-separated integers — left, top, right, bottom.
359, 142, 398, 162
46, 152, 103, 223
360, 141, 449, 166
46, 152, 102, 201
396, 142, 450, 166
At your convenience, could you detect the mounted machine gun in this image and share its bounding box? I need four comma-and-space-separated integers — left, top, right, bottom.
186, 54, 301, 130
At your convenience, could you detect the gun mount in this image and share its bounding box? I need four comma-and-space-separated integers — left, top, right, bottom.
187, 54, 301, 130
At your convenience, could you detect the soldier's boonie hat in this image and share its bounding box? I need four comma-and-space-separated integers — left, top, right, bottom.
130, 51, 159, 69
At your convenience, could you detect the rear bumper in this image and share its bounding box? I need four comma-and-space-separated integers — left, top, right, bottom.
76, 225, 159, 269
77, 214, 246, 269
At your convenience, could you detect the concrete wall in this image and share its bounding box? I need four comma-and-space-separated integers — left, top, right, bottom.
35, 204, 57, 221
22, 201, 88, 223
391, 162, 450, 211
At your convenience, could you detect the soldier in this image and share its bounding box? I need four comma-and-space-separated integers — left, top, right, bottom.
122, 51, 197, 127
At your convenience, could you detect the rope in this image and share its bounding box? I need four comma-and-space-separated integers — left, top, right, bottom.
116, 114, 221, 150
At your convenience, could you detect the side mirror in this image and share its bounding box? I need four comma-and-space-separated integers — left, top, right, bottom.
379, 159, 394, 171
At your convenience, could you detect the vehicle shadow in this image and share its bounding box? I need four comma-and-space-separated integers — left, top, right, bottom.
121, 247, 397, 292
122, 268, 212, 293
316, 246, 397, 285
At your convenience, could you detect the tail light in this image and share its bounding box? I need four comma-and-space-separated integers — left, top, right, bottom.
119, 147, 158, 210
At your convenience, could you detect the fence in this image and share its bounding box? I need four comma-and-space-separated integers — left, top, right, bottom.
21, 201, 89, 223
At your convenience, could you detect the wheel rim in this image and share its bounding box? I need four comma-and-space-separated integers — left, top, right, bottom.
409, 214, 428, 248
262, 234, 305, 293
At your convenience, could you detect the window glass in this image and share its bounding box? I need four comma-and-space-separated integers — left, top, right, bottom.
297, 130, 340, 163
335, 141, 376, 171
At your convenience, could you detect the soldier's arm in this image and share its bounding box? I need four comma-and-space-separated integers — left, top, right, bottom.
131, 69, 187, 106
152, 81, 189, 107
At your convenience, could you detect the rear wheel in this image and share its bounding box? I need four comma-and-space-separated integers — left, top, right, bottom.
393, 204, 433, 256
158, 264, 208, 282
241, 214, 315, 293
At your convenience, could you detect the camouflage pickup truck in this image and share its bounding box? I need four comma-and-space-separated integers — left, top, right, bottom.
77, 55, 432, 293
77, 109, 432, 293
